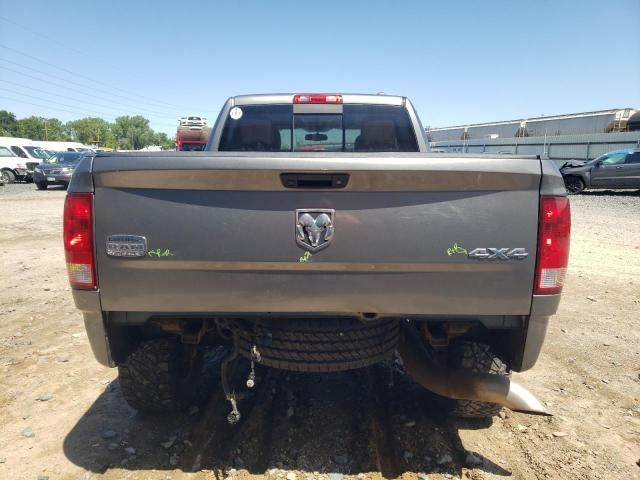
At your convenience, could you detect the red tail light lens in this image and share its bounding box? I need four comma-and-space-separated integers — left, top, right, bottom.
535, 196, 570, 295
293, 94, 343, 104
63, 193, 96, 289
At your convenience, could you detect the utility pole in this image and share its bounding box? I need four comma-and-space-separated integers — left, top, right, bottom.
44, 119, 48, 141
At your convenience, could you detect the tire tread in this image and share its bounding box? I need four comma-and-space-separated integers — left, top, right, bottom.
449, 342, 510, 418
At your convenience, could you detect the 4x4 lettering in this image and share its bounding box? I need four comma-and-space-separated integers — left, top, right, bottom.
487, 247, 510, 260
506, 247, 529, 260
468, 247, 529, 261
468, 248, 490, 259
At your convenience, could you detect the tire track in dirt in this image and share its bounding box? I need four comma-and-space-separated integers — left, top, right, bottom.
366, 366, 402, 477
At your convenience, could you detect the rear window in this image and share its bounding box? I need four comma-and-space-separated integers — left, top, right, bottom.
181, 143, 206, 151
218, 104, 418, 152
24, 146, 51, 159
45, 152, 84, 164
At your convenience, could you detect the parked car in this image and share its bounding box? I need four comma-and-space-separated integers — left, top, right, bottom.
68, 93, 569, 422
32, 151, 86, 190
0, 145, 31, 183
179, 115, 208, 127
560, 148, 640, 194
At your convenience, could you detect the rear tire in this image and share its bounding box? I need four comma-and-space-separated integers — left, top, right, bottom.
563, 176, 584, 194
36, 182, 48, 190
1, 170, 16, 184
448, 342, 510, 418
118, 338, 205, 413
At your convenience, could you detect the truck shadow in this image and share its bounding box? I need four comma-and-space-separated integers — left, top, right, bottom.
63, 364, 512, 478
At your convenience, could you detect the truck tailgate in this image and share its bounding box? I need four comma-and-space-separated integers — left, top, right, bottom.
93, 153, 541, 316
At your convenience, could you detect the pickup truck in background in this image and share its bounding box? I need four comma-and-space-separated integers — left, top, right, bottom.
67, 94, 570, 422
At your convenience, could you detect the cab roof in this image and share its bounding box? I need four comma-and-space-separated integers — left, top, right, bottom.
231, 93, 405, 107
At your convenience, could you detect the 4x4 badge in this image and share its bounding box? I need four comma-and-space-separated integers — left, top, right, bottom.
467, 247, 529, 260
295, 209, 335, 253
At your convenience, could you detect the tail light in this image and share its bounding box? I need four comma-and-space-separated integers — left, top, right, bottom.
535, 196, 570, 295
293, 94, 343, 104
63, 193, 97, 289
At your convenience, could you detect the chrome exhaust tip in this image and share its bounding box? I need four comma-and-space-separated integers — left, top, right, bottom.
397, 322, 551, 416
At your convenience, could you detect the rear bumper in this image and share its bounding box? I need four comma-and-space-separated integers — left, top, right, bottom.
513, 294, 561, 372
33, 170, 73, 183
76, 294, 561, 371
72, 289, 113, 367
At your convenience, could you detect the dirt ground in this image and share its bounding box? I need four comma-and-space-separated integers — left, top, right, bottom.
0, 183, 639, 480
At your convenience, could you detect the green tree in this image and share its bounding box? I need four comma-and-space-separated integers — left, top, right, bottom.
5, 111, 170, 150
111, 115, 155, 150
154, 132, 176, 150
0, 110, 18, 136
16, 116, 69, 141
66, 117, 112, 146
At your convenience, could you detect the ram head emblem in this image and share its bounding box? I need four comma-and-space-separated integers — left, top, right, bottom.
295, 209, 335, 252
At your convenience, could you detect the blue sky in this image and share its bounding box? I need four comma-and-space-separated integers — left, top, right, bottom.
1, 0, 639, 135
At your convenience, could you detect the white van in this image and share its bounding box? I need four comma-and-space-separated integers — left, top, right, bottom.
0, 137, 42, 182
0, 145, 30, 183
0, 138, 51, 161
35, 141, 94, 153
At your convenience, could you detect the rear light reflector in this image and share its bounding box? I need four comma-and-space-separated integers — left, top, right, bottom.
63, 193, 97, 289
293, 94, 343, 104
534, 196, 570, 295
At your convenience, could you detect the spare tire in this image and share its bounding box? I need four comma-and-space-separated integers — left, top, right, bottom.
237, 318, 400, 373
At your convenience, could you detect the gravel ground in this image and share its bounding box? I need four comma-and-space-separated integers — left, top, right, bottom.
0, 183, 639, 480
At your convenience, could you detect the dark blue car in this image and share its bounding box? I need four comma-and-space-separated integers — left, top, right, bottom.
33, 151, 86, 190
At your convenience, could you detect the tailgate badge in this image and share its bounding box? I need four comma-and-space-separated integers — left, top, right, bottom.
106, 235, 147, 258
467, 247, 529, 260
295, 209, 335, 252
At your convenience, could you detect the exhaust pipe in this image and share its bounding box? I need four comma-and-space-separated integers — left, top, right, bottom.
397, 322, 551, 416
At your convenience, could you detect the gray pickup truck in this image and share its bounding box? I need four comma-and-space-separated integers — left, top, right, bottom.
66, 94, 570, 421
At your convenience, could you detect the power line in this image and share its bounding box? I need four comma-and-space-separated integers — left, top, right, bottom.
0, 43, 200, 111
0, 90, 178, 129
0, 59, 180, 117
0, 56, 189, 115
0, 15, 113, 64
0, 78, 178, 124
0, 95, 100, 117
0, 96, 176, 145
0, 87, 109, 115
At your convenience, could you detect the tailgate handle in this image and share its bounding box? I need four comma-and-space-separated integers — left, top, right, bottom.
280, 173, 349, 189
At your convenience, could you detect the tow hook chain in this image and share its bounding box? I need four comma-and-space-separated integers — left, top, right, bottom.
226, 396, 241, 424
218, 321, 264, 425
246, 344, 262, 388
